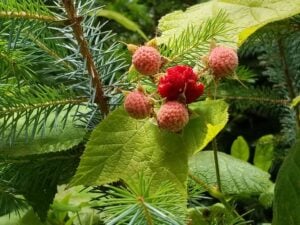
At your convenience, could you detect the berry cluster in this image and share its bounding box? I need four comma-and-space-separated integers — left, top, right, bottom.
123, 43, 238, 133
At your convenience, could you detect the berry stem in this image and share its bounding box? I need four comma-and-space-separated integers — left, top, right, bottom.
212, 138, 222, 192
212, 79, 222, 192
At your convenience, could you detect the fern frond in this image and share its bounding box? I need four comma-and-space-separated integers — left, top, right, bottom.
160, 11, 231, 66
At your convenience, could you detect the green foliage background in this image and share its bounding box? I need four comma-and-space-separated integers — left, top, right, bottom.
0, 0, 299, 224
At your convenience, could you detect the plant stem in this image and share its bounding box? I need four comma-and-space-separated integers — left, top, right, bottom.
188, 170, 242, 220
188, 171, 210, 191
62, 0, 109, 116
76, 211, 83, 225
212, 139, 222, 192
212, 79, 222, 192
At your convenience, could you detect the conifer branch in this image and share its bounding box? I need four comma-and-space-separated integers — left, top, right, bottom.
62, 0, 109, 116
138, 196, 154, 225
0, 97, 87, 116
216, 95, 290, 105
0, 11, 59, 22
27, 33, 74, 71
278, 38, 300, 127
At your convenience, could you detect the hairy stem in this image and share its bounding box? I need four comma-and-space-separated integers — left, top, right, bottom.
62, 0, 109, 116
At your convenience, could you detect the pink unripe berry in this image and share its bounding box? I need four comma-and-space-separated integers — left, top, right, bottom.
132, 46, 161, 75
208, 46, 238, 78
124, 91, 152, 119
157, 101, 189, 132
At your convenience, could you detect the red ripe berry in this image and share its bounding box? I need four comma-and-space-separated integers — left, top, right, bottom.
208, 46, 238, 78
157, 101, 189, 132
132, 46, 161, 75
158, 65, 204, 104
124, 91, 152, 119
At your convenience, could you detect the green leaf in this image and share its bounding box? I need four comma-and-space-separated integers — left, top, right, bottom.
273, 138, 300, 225
186, 100, 229, 154
254, 135, 274, 172
95, 9, 148, 40
230, 136, 250, 161
71, 100, 228, 190
70, 107, 189, 195
259, 183, 274, 208
157, 0, 300, 46
189, 151, 273, 196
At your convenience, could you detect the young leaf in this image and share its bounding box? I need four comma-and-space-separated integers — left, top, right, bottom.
290, 95, 300, 108
254, 135, 274, 172
189, 151, 273, 196
157, 0, 300, 46
230, 136, 250, 161
186, 99, 228, 154
273, 138, 300, 225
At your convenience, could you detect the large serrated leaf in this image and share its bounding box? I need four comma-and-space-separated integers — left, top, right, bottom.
273, 139, 300, 225
70, 107, 189, 194
157, 0, 300, 46
189, 151, 273, 196
71, 100, 228, 192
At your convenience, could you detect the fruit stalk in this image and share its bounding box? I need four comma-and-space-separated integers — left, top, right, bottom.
212, 79, 222, 192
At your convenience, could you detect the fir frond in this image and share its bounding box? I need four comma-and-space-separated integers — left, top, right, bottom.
0, 40, 37, 83
0, 181, 27, 216
0, 147, 83, 221
0, 0, 58, 22
93, 175, 186, 225
49, 0, 127, 121
160, 11, 231, 66
0, 0, 127, 145
0, 84, 87, 144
